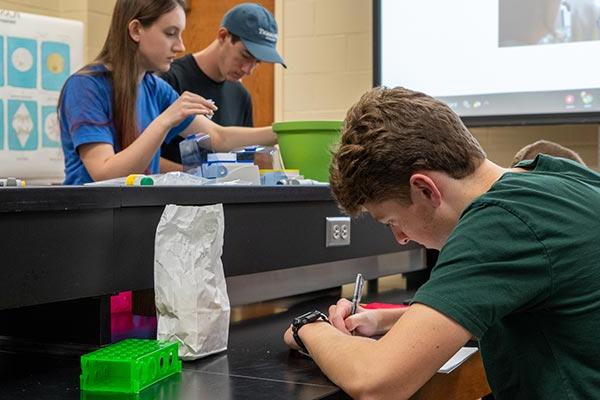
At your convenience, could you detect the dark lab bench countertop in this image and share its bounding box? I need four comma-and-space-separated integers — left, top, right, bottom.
0, 289, 416, 400
0, 185, 416, 311
0, 185, 336, 212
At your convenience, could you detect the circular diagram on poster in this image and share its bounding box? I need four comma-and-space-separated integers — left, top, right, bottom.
44, 112, 60, 142
47, 53, 65, 74
12, 47, 34, 72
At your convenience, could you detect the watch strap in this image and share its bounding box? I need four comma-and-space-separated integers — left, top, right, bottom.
292, 328, 309, 353
291, 310, 329, 354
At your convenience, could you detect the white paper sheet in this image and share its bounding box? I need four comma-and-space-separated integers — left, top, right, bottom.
438, 347, 479, 374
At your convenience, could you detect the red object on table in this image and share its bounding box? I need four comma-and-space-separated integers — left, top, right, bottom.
110, 290, 132, 313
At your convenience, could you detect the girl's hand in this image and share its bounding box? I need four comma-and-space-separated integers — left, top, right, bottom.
159, 91, 218, 129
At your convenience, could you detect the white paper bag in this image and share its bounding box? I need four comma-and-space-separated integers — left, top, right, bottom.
154, 204, 230, 361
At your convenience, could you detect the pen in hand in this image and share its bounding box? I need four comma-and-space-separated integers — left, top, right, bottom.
350, 273, 365, 315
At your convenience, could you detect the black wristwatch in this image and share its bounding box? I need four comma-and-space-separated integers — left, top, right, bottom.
291, 310, 329, 354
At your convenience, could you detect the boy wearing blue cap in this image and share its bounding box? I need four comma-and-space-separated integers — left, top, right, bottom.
160, 2, 286, 168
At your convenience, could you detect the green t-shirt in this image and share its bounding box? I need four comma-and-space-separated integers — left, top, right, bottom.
413, 155, 600, 399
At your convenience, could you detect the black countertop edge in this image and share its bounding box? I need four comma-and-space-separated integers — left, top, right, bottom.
0, 185, 336, 213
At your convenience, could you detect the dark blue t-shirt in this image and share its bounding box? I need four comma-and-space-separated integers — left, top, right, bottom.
60, 65, 193, 184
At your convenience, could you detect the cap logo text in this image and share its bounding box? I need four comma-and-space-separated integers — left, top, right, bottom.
258, 27, 278, 42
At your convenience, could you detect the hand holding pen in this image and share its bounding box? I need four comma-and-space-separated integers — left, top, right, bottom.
328, 273, 382, 336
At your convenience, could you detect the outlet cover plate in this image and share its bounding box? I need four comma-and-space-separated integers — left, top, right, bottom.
325, 217, 351, 247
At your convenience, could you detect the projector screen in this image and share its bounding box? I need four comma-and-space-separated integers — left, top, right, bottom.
374, 0, 600, 125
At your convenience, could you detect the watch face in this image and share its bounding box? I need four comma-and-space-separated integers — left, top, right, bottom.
292, 316, 306, 326
293, 310, 327, 328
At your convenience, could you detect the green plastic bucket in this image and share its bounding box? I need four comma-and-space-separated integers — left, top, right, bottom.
273, 120, 343, 182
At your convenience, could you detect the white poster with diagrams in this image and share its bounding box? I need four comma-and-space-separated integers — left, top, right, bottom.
0, 10, 83, 182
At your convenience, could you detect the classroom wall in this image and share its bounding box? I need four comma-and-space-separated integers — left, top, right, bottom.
275, 0, 372, 122
275, 0, 600, 169
0, 0, 115, 62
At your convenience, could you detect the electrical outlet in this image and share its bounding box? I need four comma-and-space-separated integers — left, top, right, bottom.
325, 217, 351, 247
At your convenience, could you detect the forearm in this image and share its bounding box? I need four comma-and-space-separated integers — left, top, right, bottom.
374, 308, 409, 335
160, 157, 183, 173
183, 116, 277, 152
212, 125, 276, 151
300, 323, 397, 399
298, 305, 459, 399
91, 118, 170, 180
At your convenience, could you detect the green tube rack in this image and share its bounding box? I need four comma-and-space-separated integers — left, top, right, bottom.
80, 339, 182, 393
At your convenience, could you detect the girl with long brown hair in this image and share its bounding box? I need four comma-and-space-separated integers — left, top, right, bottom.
59, 0, 276, 184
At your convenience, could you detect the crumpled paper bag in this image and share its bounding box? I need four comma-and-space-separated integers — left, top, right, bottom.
154, 204, 230, 360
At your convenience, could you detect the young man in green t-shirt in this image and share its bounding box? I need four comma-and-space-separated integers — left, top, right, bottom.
283, 87, 600, 399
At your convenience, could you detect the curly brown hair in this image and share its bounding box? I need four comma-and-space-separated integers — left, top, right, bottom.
511, 140, 585, 167
330, 87, 486, 216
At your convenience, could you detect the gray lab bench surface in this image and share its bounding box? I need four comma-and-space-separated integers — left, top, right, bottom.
1, 289, 417, 400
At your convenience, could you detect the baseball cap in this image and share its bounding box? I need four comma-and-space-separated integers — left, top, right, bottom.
221, 3, 287, 68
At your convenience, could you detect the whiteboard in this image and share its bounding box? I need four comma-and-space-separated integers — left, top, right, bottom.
0, 10, 83, 183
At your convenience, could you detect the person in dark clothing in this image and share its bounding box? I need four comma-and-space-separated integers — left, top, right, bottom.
159, 2, 286, 168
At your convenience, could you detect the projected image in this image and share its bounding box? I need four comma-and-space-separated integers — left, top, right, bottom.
499, 0, 600, 47
378, 0, 600, 120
